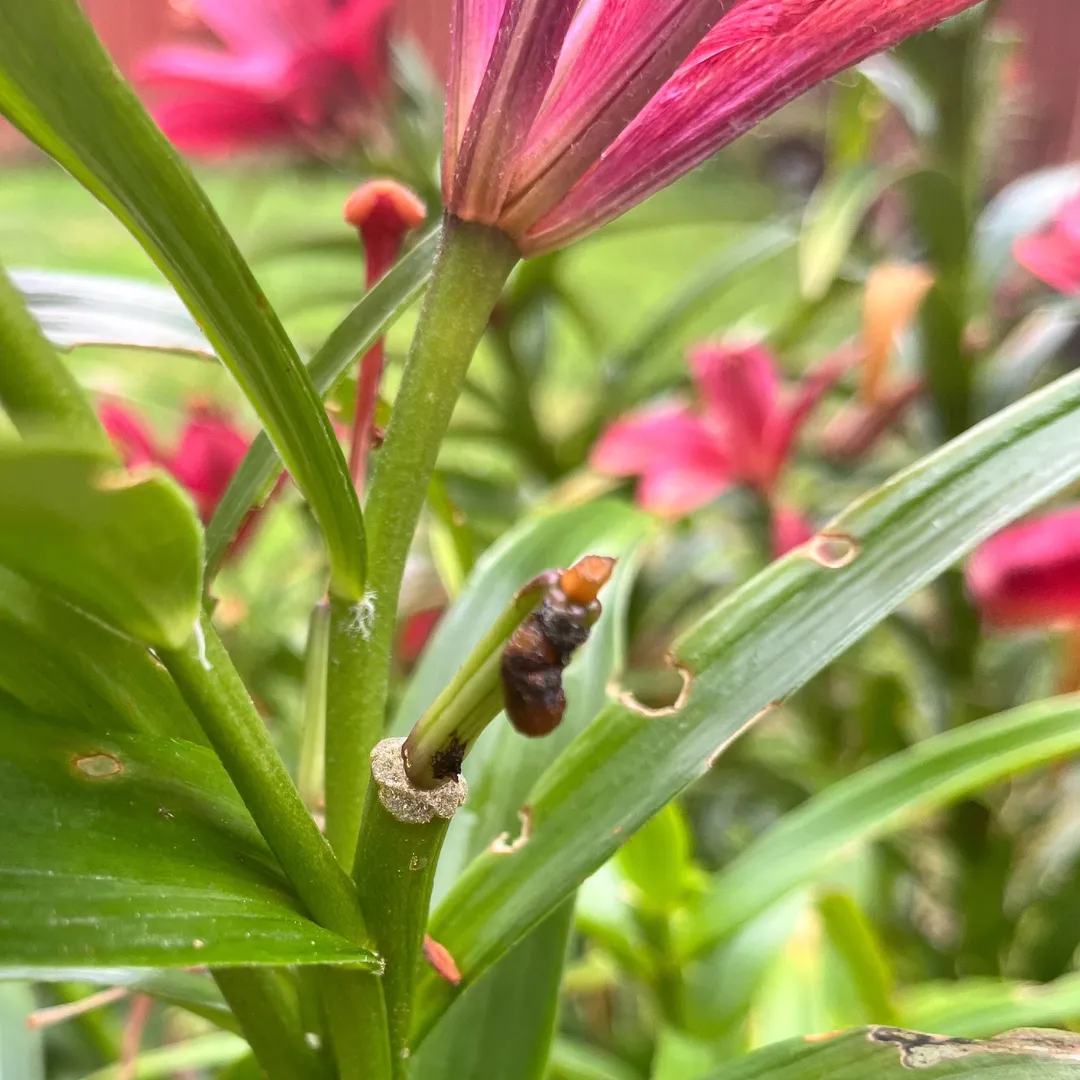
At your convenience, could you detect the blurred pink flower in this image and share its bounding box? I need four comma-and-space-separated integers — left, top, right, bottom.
967, 508, 1080, 629
442, 0, 982, 255
100, 400, 250, 523
591, 343, 842, 516
138, 0, 396, 155
771, 505, 814, 558
1014, 194, 1080, 296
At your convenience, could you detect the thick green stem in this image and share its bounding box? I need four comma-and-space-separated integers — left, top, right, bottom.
325, 592, 382, 860
162, 615, 390, 1080
323, 216, 518, 867
161, 614, 370, 945
354, 739, 467, 1078
213, 969, 324, 1080
0, 265, 112, 453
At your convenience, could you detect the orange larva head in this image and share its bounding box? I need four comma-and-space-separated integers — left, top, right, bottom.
559, 555, 616, 606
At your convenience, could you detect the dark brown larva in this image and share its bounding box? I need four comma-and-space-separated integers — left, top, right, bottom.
500, 556, 614, 737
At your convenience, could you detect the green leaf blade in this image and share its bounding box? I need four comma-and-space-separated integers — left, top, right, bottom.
0, 713, 380, 970
0, 445, 202, 649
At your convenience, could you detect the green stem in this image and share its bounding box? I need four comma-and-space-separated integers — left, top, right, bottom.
354, 739, 468, 1077
162, 615, 390, 1080
325, 592, 382, 861
323, 215, 518, 867
299, 600, 331, 813
213, 969, 323, 1080
160, 614, 370, 946
0, 265, 113, 453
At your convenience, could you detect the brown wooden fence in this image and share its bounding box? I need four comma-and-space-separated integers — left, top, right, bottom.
2, 0, 1078, 166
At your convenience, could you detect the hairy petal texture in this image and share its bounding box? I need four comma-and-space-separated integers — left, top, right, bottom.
524, 0, 980, 253
450, 0, 579, 224
499, 0, 732, 236
968, 508, 1080, 629
444, 0, 506, 193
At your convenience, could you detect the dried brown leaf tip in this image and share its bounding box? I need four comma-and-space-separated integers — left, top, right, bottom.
501, 555, 615, 737
423, 935, 462, 985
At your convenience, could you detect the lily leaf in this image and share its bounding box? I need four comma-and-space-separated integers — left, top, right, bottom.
0, 711, 381, 970
11, 268, 214, 358
704, 1027, 1080, 1080
0, 444, 201, 649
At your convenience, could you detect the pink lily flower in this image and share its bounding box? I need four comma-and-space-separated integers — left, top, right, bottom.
591, 343, 842, 516
138, 0, 396, 155
442, 0, 982, 255
1014, 194, 1080, 296
100, 399, 251, 524
967, 508, 1080, 630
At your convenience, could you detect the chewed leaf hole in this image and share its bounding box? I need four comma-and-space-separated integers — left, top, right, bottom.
73, 752, 123, 778
804, 530, 860, 569
612, 662, 692, 717
490, 805, 533, 855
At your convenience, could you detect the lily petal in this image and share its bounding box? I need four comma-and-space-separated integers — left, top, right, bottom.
499, 0, 730, 236
138, 45, 294, 96
1014, 198, 1080, 296
444, 0, 506, 193
450, 0, 579, 224
763, 352, 849, 483
591, 402, 725, 478
193, 0, 327, 52
637, 460, 734, 516
150, 95, 296, 155
968, 508, 1080, 629
99, 402, 164, 469
524, 0, 980, 254
690, 343, 780, 486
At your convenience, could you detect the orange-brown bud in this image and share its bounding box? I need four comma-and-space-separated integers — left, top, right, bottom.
559, 555, 616, 606
861, 262, 934, 404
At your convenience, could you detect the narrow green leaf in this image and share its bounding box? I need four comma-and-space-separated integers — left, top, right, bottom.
206, 228, 439, 574
602, 224, 795, 412
857, 55, 937, 138
817, 891, 897, 1024
683, 696, 1080, 958
0, 711, 380, 969
80, 1032, 250, 1080
0, 444, 201, 649
0, 968, 235, 1031
0, 0, 365, 595
11, 268, 214, 358
703, 1027, 1080, 1080
415, 367, 1080, 1033
0, 565, 203, 742
548, 1039, 643, 1080
978, 299, 1080, 418
0, 984, 44, 1080
900, 974, 1080, 1040
798, 166, 887, 301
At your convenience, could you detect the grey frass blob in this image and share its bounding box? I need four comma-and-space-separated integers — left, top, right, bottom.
372, 737, 468, 825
